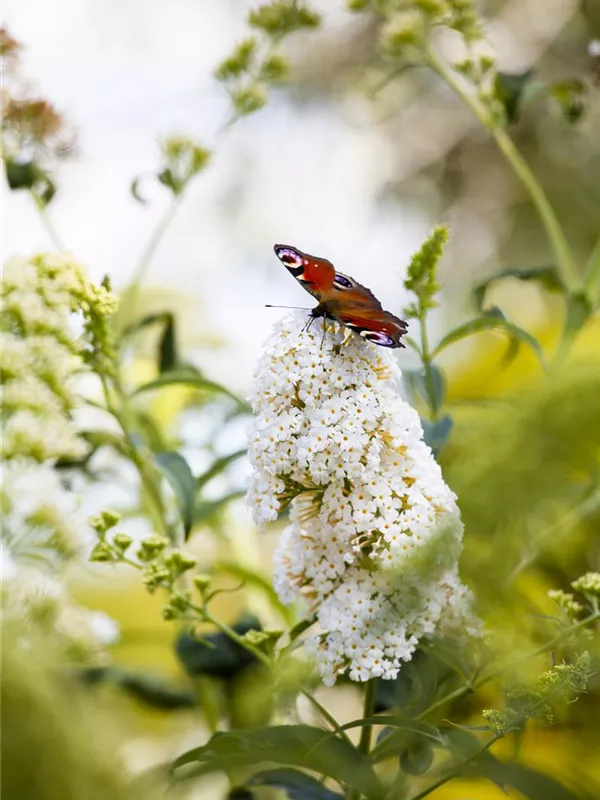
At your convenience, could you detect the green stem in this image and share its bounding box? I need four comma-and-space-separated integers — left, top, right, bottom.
100, 375, 168, 536
30, 189, 64, 250
358, 680, 377, 755
419, 312, 439, 421
199, 607, 353, 745
300, 689, 355, 747
424, 47, 580, 296
409, 733, 503, 800
583, 234, 600, 305
199, 607, 272, 669
131, 194, 184, 287
346, 680, 378, 800
115, 194, 184, 333
418, 610, 600, 720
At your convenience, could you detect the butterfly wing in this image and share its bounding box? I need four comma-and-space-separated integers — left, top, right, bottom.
273, 244, 335, 303
324, 272, 408, 348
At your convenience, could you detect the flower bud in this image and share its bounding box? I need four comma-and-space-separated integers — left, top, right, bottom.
193, 574, 212, 593
112, 532, 133, 552
137, 533, 169, 562
89, 541, 115, 563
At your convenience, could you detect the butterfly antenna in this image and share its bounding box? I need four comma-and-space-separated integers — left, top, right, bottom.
265, 304, 311, 310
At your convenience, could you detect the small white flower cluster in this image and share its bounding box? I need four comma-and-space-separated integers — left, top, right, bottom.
2, 564, 120, 663
247, 313, 476, 685
2, 459, 88, 563
1, 252, 117, 462
1, 254, 120, 663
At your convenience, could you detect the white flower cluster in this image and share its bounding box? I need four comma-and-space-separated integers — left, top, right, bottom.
2, 459, 88, 563
2, 564, 120, 663
1, 252, 117, 462
247, 313, 476, 686
1, 254, 120, 663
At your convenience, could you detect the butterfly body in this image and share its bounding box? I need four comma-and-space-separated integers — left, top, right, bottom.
273, 244, 408, 348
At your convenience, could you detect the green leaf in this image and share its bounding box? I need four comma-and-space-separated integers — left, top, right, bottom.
194, 490, 246, 527
564, 292, 593, 340
400, 739, 434, 775
158, 313, 177, 373
421, 414, 453, 454
157, 167, 184, 195
247, 768, 344, 799
176, 615, 261, 680
124, 311, 178, 373
472, 760, 582, 800
494, 69, 535, 123
132, 369, 250, 412
155, 451, 196, 536
5, 159, 56, 205
196, 449, 246, 493
81, 667, 196, 710
403, 366, 445, 413
551, 79, 587, 123
473, 265, 563, 311
130, 176, 148, 204
369, 719, 444, 763
173, 725, 384, 799
374, 651, 441, 715
432, 308, 546, 369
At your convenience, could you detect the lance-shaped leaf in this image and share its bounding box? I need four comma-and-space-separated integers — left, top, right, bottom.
173, 725, 384, 799
246, 768, 344, 799
432, 307, 546, 369
124, 311, 178, 373
470, 757, 582, 800
421, 415, 453, 454
473, 265, 563, 311
155, 451, 196, 536
403, 366, 445, 414
196, 449, 246, 493
132, 369, 250, 412
369, 719, 444, 763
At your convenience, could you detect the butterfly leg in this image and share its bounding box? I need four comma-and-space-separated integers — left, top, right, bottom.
320, 315, 327, 349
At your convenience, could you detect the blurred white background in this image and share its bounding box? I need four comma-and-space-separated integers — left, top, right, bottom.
2, 0, 435, 390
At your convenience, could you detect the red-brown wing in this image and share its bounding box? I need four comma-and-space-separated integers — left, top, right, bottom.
274, 244, 335, 303
321, 271, 408, 348
331, 307, 408, 348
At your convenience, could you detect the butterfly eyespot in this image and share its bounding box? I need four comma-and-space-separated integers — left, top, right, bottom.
333, 274, 353, 289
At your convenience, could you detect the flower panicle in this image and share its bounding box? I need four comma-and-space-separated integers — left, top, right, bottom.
246, 312, 476, 685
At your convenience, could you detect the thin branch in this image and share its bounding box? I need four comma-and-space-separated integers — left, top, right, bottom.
29, 190, 64, 250
418, 610, 600, 720
408, 733, 503, 800
423, 46, 581, 297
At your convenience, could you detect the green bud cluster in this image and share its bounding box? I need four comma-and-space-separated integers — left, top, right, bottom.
483, 653, 593, 733
572, 572, 600, 601
548, 589, 583, 620
89, 511, 136, 564
380, 12, 424, 57
403, 225, 448, 319
248, 1, 319, 37
89, 510, 122, 535
243, 628, 284, 656
137, 542, 196, 594
157, 135, 211, 197
162, 591, 192, 620
215, 2, 320, 120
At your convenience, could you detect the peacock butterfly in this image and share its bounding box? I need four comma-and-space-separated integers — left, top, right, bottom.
273, 244, 408, 348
